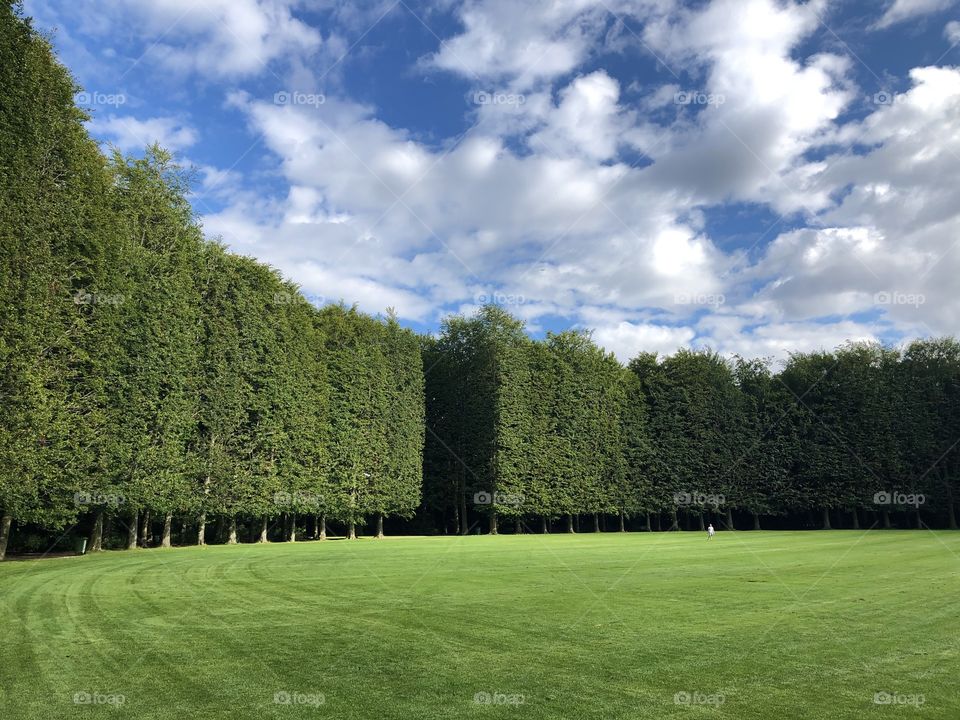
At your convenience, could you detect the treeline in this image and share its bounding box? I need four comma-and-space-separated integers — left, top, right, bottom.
3, 3, 959, 559
422, 309, 960, 534
0, 3, 423, 559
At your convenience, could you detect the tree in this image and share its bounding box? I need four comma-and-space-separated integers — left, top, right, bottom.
0, 1, 120, 556
901, 339, 960, 529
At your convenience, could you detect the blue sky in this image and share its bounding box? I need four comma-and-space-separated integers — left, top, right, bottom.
23, 0, 960, 362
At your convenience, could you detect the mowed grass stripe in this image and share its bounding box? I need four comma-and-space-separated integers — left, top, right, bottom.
1, 531, 958, 719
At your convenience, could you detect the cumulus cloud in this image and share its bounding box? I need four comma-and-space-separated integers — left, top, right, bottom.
88, 115, 198, 151
947, 20, 960, 43
591, 321, 697, 361
142, 0, 325, 77
425, 0, 609, 85
739, 65, 960, 338
873, 0, 957, 30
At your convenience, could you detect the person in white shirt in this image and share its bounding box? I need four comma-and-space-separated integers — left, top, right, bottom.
707, 523, 715, 539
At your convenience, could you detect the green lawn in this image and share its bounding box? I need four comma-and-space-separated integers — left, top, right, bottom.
1, 531, 958, 719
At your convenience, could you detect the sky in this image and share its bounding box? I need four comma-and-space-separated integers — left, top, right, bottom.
23, 0, 960, 364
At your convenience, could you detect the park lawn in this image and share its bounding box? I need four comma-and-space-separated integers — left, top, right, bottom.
0, 530, 958, 719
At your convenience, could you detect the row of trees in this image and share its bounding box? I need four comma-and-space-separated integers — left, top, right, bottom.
423, 307, 630, 534
0, 3, 423, 559
2, 2, 958, 558
423, 312, 960, 534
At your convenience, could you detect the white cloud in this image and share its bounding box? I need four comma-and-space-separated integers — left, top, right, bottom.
425, 0, 607, 86
590, 320, 697, 361
88, 115, 198, 151
874, 0, 957, 29
704, 318, 881, 364
151, 0, 323, 77
643, 0, 852, 212
529, 70, 626, 160
947, 20, 960, 43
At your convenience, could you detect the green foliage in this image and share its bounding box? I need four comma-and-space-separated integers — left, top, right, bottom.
4, 0, 960, 555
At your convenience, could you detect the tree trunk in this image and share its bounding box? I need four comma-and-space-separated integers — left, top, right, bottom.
0, 513, 13, 561
160, 513, 173, 547
822, 507, 832, 530
653, 513, 660, 531
489, 511, 498, 535
256, 516, 268, 542
227, 517, 238, 544
319, 514, 327, 540
348, 520, 356, 540
947, 486, 958, 529
376, 513, 384, 539
699, 513, 706, 531
882, 509, 891, 528
619, 513, 625, 532
725, 507, 734, 531
593, 513, 600, 532
850, 508, 860, 529
140, 510, 151, 547
197, 473, 211, 545
566, 514, 575, 533
288, 513, 296, 542
127, 510, 139, 550
311, 514, 318, 539
89, 508, 105, 552
541, 516, 549, 534
459, 487, 469, 535
752, 512, 761, 531
514, 517, 522, 534
670, 509, 679, 531
915, 508, 922, 529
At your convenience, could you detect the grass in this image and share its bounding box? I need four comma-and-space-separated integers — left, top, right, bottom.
1, 530, 958, 719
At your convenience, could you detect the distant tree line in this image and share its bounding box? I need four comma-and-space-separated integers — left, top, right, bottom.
424, 309, 960, 535
2, 3, 958, 559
